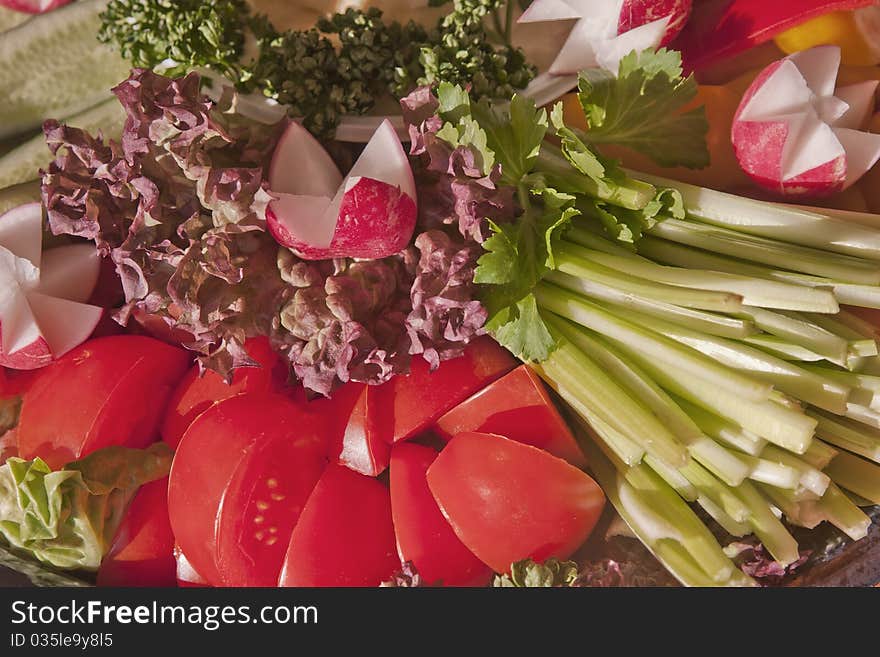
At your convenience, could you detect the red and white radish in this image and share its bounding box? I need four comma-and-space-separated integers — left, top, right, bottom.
0, 202, 102, 369
0, 0, 71, 13
518, 0, 692, 74
267, 119, 417, 260
731, 45, 880, 199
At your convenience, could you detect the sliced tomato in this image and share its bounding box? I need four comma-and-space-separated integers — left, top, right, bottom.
434, 365, 587, 467
17, 336, 191, 469
161, 337, 287, 449
278, 465, 398, 587
390, 444, 491, 586
96, 477, 176, 587
168, 393, 328, 587
370, 337, 516, 444
328, 383, 390, 476
174, 544, 210, 588
427, 432, 605, 574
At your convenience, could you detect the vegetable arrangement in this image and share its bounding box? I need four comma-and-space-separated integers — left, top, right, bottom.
1, 0, 880, 589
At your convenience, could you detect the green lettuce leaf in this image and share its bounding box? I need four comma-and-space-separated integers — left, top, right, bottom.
0, 443, 172, 571
576, 48, 709, 169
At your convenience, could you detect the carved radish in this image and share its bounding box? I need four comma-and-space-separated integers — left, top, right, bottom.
266, 120, 417, 260
518, 0, 693, 73
0, 202, 102, 369
731, 45, 880, 199
0, 0, 71, 13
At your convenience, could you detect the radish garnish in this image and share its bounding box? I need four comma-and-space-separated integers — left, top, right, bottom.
267, 119, 418, 260
731, 45, 880, 199
518, 0, 692, 74
0, 202, 102, 369
0, 0, 70, 14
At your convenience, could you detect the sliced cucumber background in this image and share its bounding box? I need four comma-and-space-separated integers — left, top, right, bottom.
0, 98, 125, 189
0, 0, 130, 140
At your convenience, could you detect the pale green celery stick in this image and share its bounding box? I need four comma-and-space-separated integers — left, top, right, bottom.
843, 403, 880, 429
649, 217, 880, 285
640, 235, 880, 310
817, 483, 871, 540
756, 483, 824, 530
697, 495, 751, 537
807, 410, 880, 462
585, 440, 740, 586
565, 224, 650, 257
536, 285, 773, 403
800, 313, 878, 358
854, 356, 880, 376
843, 489, 874, 506
545, 270, 754, 339
609, 305, 852, 414
801, 366, 879, 408
555, 391, 645, 467
785, 203, 880, 229
630, 170, 880, 261
672, 397, 767, 456
0, 180, 40, 215
833, 309, 880, 340
759, 445, 830, 496
643, 455, 698, 502
738, 308, 847, 363
741, 335, 829, 363
570, 244, 839, 312
537, 144, 656, 210
735, 453, 800, 489
824, 450, 880, 504
534, 329, 688, 467
556, 243, 744, 313
620, 348, 816, 453
732, 480, 801, 565
0, 98, 125, 189
800, 438, 839, 470
678, 459, 750, 522
556, 321, 751, 484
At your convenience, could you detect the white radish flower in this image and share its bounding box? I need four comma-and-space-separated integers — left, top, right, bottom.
732, 45, 880, 199
0, 202, 102, 369
518, 0, 692, 75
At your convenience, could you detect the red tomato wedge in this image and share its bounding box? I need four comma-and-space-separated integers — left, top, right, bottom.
17, 336, 191, 469
278, 465, 399, 587
427, 432, 605, 574
370, 337, 516, 444
673, 0, 875, 73
434, 365, 586, 467
331, 383, 390, 476
390, 444, 492, 586
97, 478, 176, 587
161, 337, 287, 449
168, 393, 328, 587
174, 544, 209, 588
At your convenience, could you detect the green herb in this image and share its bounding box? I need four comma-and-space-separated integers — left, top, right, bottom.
492, 558, 580, 587
576, 48, 709, 169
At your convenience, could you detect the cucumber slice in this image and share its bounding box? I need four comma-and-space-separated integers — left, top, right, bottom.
0, 97, 125, 189
0, 0, 130, 140
0, 180, 40, 215
0, 6, 30, 34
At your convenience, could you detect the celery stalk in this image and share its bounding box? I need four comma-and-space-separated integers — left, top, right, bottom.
678, 460, 751, 522
807, 410, 880, 462
824, 450, 880, 504
816, 484, 871, 541
672, 397, 767, 456
759, 445, 830, 496
733, 481, 801, 566
800, 439, 839, 470
697, 496, 751, 537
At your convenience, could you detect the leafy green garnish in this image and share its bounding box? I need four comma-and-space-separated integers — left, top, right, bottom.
577, 48, 709, 169
493, 558, 580, 587
0, 444, 172, 571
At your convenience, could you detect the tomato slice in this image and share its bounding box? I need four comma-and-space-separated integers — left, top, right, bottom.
427, 432, 605, 574
96, 477, 176, 587
214, 407, 328, 587
161, 337, 287, 448
17, 336, 191, 469
174, 544, 209, 588
332, 383, 390, 476
434, 366, 587, 467
390, 444, 492, 586
168, 392, 328, 587
370, 337, 516, 444
278, 465, 399, 587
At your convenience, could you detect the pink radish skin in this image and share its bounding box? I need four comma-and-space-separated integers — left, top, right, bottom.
731, 48, 880, 199
0, 0, 71, 13
618, 0, 692, 45
267, 179, 417, 260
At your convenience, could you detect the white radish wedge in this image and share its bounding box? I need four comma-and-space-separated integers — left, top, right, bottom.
519, 0, 692, 74
0, 202, 102, 369
0, 0, 70, 13
267, 119, 418, 260
732, 45, 880, 199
